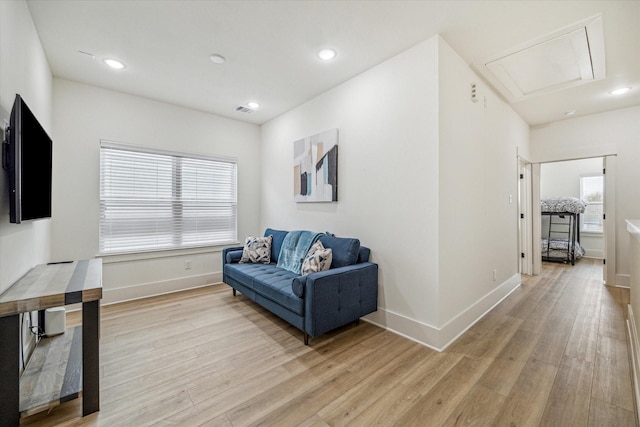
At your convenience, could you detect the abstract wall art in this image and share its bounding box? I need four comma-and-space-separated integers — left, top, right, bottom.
293, 128, 338, 203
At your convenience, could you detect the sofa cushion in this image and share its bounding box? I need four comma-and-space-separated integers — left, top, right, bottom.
264, 228, 289, 263
357, 246, 371, 263
224, 263, 304, 315
240, 235, 272, 264
302, 241, 332, 276
318, 235, 360, 268
225, 249, 243, 264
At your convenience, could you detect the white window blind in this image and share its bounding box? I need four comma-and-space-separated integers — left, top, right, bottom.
99, 141, 237, 254
580, 174, 604, 233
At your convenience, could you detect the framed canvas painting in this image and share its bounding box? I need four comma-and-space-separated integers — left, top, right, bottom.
293, 128, 338, 203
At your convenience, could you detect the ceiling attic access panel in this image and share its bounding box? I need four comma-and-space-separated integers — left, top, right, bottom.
473, 15, 605, 103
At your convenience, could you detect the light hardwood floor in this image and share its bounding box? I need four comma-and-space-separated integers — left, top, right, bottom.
21, 258, 637, 426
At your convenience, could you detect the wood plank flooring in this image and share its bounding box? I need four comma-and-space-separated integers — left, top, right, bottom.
20, 326, 83, 416
20, 258, 637, 426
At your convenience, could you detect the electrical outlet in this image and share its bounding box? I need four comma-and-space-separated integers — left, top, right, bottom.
493, 269, 497, 281
184, 260, 192, 270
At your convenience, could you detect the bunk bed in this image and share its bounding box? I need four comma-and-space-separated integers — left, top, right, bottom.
541, 196, 587, 265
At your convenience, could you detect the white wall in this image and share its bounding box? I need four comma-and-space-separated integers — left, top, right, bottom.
0, 0, 53, 373
540, 158, 604, 258
52, 79, 261, 304
0, 0, 53, 294
531, 106, 640, 283
261, 37, 442, 341
260, 35, 529, 349
540, 158, 601, 198
437, 37, 528, 344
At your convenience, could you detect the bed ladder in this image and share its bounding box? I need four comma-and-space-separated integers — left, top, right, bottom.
547, 214, 576, 264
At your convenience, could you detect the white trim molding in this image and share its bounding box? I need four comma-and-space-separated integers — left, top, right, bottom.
439, 274, 521, 349
102, 272, 222, 305
365, 273, 521, 351
616, 274, 631, 288
627, 304, 640, 423
364, 309, 442, 352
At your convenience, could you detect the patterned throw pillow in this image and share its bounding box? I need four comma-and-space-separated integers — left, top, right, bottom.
301, 241, 333, 275
239, 235, 273, 264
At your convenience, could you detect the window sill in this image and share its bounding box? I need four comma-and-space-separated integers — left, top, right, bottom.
97, 242, 240, 264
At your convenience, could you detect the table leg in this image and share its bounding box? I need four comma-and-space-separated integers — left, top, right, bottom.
0, 314, 20, 426
82, 300, 100, 416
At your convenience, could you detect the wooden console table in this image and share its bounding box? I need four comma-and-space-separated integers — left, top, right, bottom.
0, 259, 102, 426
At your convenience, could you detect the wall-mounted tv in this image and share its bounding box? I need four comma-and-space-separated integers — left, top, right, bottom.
2, 94, 53, 223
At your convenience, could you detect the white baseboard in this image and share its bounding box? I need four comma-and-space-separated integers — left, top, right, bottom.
582, 249, 604, 259
102, 272, 222, 306
364, 273, 521, 351
617, 274, 631, 288
364, 309, 442, 352
100, 269, 521, 352
626, 304, 640, 423
438, 274, 521, 350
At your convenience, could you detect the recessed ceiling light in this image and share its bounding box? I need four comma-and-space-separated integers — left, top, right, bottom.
247, 102, 260, 110
104, 58, 125, 70
317, 48, 337, 61
564, 110, 576, 116
210, 54, 226, 64
609, 87, 631, 95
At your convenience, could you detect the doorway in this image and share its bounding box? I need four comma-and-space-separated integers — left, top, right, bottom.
528, 155, 616, 284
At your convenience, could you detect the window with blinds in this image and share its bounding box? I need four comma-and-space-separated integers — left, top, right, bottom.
99, 141, 237, 254
580, 174, 604, 233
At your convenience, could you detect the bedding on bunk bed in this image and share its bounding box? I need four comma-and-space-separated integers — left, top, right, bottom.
541, 196, 587, 214
541, 238, 585, 259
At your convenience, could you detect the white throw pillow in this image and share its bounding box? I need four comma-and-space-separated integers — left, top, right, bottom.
301, 241, 333, 275
239, 235, 273, 264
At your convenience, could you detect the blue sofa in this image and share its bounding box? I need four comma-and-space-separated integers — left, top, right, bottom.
223, 228, 378, 344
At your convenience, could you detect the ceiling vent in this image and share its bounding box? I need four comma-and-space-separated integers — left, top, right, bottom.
234, 105, 255, 113
472, 14, 605, 103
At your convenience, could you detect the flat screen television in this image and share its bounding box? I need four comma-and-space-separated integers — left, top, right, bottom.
2, 94, 52, 223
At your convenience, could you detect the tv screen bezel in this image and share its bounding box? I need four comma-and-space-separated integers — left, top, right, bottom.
4, 94, 53, 224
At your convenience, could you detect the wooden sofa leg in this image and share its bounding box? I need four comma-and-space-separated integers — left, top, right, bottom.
304, 332, 309, 345
232, 288, 236, 297
355, 318, 360, 325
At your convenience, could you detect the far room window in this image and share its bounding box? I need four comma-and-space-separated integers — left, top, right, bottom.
580, 174, 604, 233
99, 141, 237, 254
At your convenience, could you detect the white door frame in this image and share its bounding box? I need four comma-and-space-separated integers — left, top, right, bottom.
530, 155, 616, 282
518, 157, 533, 275
532, 163, 542, 275
604, 155, 616, 285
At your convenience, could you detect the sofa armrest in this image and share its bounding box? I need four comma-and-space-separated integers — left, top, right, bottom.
223, 246, 244, 264
299, 262, 378, 337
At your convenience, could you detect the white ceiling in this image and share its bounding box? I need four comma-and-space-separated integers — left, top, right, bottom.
26, 0, 640, 126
